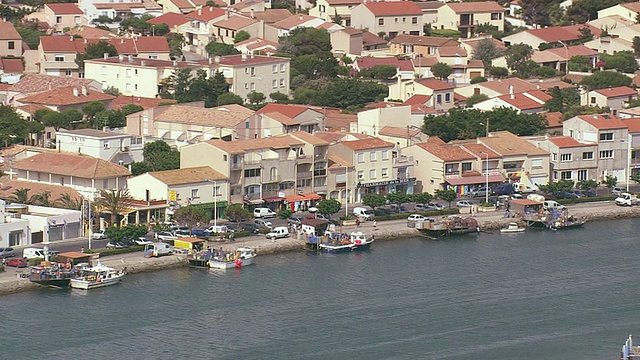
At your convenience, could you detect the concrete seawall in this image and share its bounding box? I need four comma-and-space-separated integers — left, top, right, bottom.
0, 202, 637, 296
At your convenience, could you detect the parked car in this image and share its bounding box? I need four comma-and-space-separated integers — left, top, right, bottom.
91, 229, 107, 240
407, 214, 428, 222
469, 187, 492, 198
615, 193, 638, 206
106, 241, 129, 249
135, 237, 154, 246
374, 208, 391, 217
315, 214, 331, 221
427, 202, 444, 210
388, 204, 408, 214
266, 226, 289, 240
612, 187, 624, 196
456, 200, 474, 208
574, 189, 596, 197
157, 232, 178, 242
543, 200, 566, 211
0, 247, 16, 258
510, 193, 524, 200
255, 219, 273, 229
287, 216, 304, 225
6, 257, 28, 268
239, 222, 261, 233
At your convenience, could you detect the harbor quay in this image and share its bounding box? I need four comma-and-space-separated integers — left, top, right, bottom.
0, 201, 638, 296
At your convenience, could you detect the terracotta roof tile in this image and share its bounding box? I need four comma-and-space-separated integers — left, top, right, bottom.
19, 86, 115, 106
364, 1, 422, 16
362, 30, 387, 46
324, 112, 357, 130
622, 118, 640, 133
110, 95, 177, 110
40, 36, 170, 54
94, 3, 146, 10
256, 103, 318, 118
341, 137, 394, 150
379, 126, 422, 137
404, 94, 431, 105
65, 26, 115, 39
0, 58, 23, 73
263, 112, 299, 126
148, 166, 226, 185
0, 180, 81, 204
415, 78, 455, 90
155, 104, 254, 126
195, 54, 290, 66
576, 114, 627, 130
416, 143, 476, 161
0, 21, 20, 40
147, 12, 189, 27
186, 6, 226, 21
272, 14, 318, 29
494, 92, 547, 110
12, 152, 130, 179
548, 136, 592, 148
326, 0, 361, 4
437, 46, 467, 57
214, 15, 258, 30
447, 1, 504, 13
251, 9, 293, 24
45, 3, 83, 14
461, 37, 506, 52
478, 78, 537, 95
478, 131, 549, 156
593, 86, 637, 98
288, 131, 330, 146
544, 112, 563, 128
204, 134, 305, 153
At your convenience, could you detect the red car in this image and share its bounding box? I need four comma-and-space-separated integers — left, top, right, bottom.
6, 257, 28, 268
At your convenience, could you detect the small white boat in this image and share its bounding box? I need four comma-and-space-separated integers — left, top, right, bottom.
319, 232, 374, 253
70, 263, 125, 290
208, 247, 256, 270
500, 222, 526, 233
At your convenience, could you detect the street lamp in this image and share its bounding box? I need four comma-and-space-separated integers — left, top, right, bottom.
205, 179, 217, 228
480, 151, 489, 204
627, 133, 632, 193
479, 120, 489, 138
559, 40, 569, 75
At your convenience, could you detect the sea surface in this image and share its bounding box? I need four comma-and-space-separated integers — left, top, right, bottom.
2, 219, 640, 359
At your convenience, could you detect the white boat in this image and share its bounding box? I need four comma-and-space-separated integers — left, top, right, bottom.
349, 231, 374, 251
208, 247, 256, 270
500, 222, 526, 233
69, 263, 125, 290
319, 232, 374, 253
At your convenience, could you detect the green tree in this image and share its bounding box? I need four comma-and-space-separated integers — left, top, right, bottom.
269, 92, 289, 103
29, 191, 54, 207
316, 198, 342, 217
470, 76, 487, 84
0, 105, 33, 146
233, 30, 250, 43
311, 78, 388, 109
76, 40, 118, 69
205, 41, 241, 56
431, 62, 452, 80
544, 86, 580, 112
472, 38, 503, 69
247, 91, 266, 104
217, 92, 244, 105
359, 64, 397, 80
531, 65, 557, 78
82, 101, 107, 119
601, 51, 639, 73
121, 104, 144, 116
56, 193, 81, 210
504, 43, 534, 72
165, 33, 185, 58
465, 93, 489, 107
538, 179, 574, 198
489, 66, 509, 78
16, 24, 46, 51
475, 22, 499, 35
160, 68, 230, 107
105, 224, 148, 245
385, 192, 410, 209
435, 189, 457, 208
278, 27, 338, 79
577, 179, 598, 194
603, 175, 617, 189
129, 161, 154, 176
95, 188, 134, 228
42, 112, 71, 131
580, 71, 632, 90
568, 55, 592, 72
7, 188, 31, 204
143, 140, 180, 172
412, 192, 433, 205
173, 206, 209, 231
224, 204, 252, 223
361, 193, 386, 210
634, 36, 640, 56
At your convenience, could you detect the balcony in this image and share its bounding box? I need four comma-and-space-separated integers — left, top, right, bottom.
230, 162, 242, 170
184, 26, 210, 35
43, 61, 79, 70
296, 155, 313, 164
298, 171, 312, 179
392, 155, 415, 167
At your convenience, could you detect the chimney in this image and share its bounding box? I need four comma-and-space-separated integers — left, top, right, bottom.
84, 38, 88, 44
173, 60, 178, 66
208, 57, 212, 64
251, 9, 254, 18
299, 14, 303, 20
141, 60, 146, 66
69, 36, 74, 41
509, 84, 514, 100
118, 54, 124, 62
250, 52, 254, 59
214, 55, 220, 63
209, 6, 213, 11
241, 53, 247, 61
128, 54, 133, 62
121, 38, 124, 44
226, 9, 230, 19
73, 88, 79, 97
103, 52, 108, 59
198, 8, 202, 15
81, 86, 87, 96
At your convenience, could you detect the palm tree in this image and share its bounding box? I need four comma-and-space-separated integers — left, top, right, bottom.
7, 188, 31, 204
29, 191, 53, 207
94, 188, 134, 228
56, 193, 81, 210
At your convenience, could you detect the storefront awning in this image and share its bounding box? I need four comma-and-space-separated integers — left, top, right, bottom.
445, 174, 505, 186
263, 196, 284, 202
302, 193, 321, 200
284, 195, 305, 202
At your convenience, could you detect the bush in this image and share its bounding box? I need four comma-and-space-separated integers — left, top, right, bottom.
470, 76, 487, 84
556, 195, 616, 205
95, 246, 144, 257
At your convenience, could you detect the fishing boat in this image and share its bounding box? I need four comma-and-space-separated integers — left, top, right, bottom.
414, 216, 479, 238
29, 263, 76, 288
208, 247, 256, 270
500, 222, 526, 233
318, 231, 374, 253
522, 210, 586, 230
69, 263, 125, 290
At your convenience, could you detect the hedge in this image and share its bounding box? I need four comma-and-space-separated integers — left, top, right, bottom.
556, 195, 617, 205
373, 208, 459, 221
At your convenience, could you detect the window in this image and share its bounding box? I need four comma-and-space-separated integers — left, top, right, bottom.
212, 185, 220, 197
382, 150, 389, 160
103, 141, 109, 149
590, 97, 596, 104
600, 150, 614, 159
378, 18, 384, 26
491, 12, 502, 20
103, 179, 108, 188
134, 69, 138, 75
357, 170, 364, 179
272, 79, 277, 88
462, 162, 472, 172
60, 177, 64, 186
250, 67, 255, 76
250, 82, 255, 90
445, 164, 456, 174
126, 83, 132, 91
244, 83, 249, 89
436, 94, 442, 103
531, 159, 542, 168
560, 153, 572, 162
245, 68, 249, 74
561, 171, 572, 180
358, 153, 365, 163
244, 168, 261, 177
65, 70, 72, 77
245, 121, 250, 129
382, 168, 388, 177
56, 16, 62, 23
101, 66, 107, 75
126, 68, 132, 77
54, 55, 64, 62
134, 84, 138, 90
552, 153, 557, 161
599, 132, 613, 141
370, 151, 376, 161
319, 4, 325, 12
74, 16, 80, 24
369, 169, 376, 179
191, 189, 199, 198
582, 151, 593, 160
272, 64, 278, 73
280, 79, 285, 87
578, 169, 588, 180
8, 41, 14, 50
280, 64, 285, 72
445, 93, 451, 102
412, 17, 417, 24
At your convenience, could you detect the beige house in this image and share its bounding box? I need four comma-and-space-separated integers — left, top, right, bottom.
433, 1, 504, 39
265, 14, 333, 41
502, 24, 601, 48
44, 3, 85, 33
182, 6, 227, 55
212, 15, 261, 44
584, 35, 633, 55
255, 103, 325, 135
351, 1, 423, 39
17, 85, 115, 113
582, 86, 637, 116
530, 45, 598, 74
126, 103, 255, 146
473, 90, 552, 114
562, 114, 629, 182
435, 46, 485, 84
535, 136, 598, 183
622, 118, 640, 179
330, 28, 363, 57
388, 78, 455, 110
455, 78, 538, 99
389, 34, 459, 57
234, 37, 279, 55
309, 0, 362, 26
127, 166, 228, 223
0, 21, 23, 58
10, 152, 131, 201
352, 106, 417, 136
597, 2, 640, 22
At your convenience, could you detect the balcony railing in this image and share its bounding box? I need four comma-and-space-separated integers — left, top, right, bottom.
184, 26, 210, 35
43, 61, 79, 70
298, 171, 312, 179
230, 162, 242, 170
393, 156, 415, 166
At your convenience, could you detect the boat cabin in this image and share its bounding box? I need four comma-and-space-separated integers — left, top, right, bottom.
300, 219, 330, 236
57, 251, 94, 265
174, 237, 206, 251
509, 199, 542, 216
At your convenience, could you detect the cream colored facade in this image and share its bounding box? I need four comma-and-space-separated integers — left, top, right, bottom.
583, 36, 633, 55
352, 106, 419, 134
597, 4, 640, 22
0, 21, 23, 58
330, 28, 363, 57
534, 138, 599, 183
350, 4, 423, 39
127, 172, 229, 209
44, 5, 85, 33
434, 3, 505, 39
215, 54, 291, 101
309, 0, 360, 26
582, 90, 637, 116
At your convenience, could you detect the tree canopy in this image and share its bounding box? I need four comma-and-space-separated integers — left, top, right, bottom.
431, 62, 452, 80
504, 43, 533, 73
358, 65, 398, 80
160, 68, 230, 107
309, 78, 388, 109
601, 51, 639, 73
472, 38, 504, 69
579, 71, 632, 90
544, 86, 580, 112
205, 42, 241, 56
423, 107, 548, 142
76, 40, 118, 69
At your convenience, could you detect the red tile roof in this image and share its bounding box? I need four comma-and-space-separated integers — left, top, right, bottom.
364, 1, 422, 16
263, 112, 299, 126
272, 14, 317, 29
622, 118, 640, 133
40, 36, 170, 53
390, 34, 458, 47
379, 126, 422, 137
447, 1, 504, 13
495, 92, 548, 110
12, 152, 131, 179
19, 86, 115, 106
10, 74, 99, 95
415, 78, 455, 91
548, 136, 591, 148
576, 114, 627, 130
342, 137, 395, 150
437, 46, 467, 57
45, 3, 83, 14
65, 26, 114, 39
185, 6, 226, 22
0, 180, 81, 204
251, 9, 293, 24
0, 20, 20, 40
416, 143, 476, 161
198, 54, 290, 66
256, 103, 319, 118
593, 86, 637, 98
404, 94, 431, 105
479, 78, 538, 95
0, 58, 23, 73
326, 0, 361, 4
521, 24, 601, 43
147, 12, 189, 27
544, 112, 563, 128
362, 30, 387, 46
215, 15, 259, 30
110, 95, 177, 110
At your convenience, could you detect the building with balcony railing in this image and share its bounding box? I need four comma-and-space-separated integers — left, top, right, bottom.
56, 128, 144, 165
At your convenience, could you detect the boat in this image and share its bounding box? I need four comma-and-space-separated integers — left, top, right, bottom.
414, 215, 479, 238
522, 209, 586, 230
318, 231, 374, 253
500, 222, 526, 233
620, 334, 639, 360
208, 247, 256, 270
29, 263, 76, 288
69, 263, 125, 290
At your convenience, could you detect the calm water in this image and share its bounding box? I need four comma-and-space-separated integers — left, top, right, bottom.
2, 219, 640, 359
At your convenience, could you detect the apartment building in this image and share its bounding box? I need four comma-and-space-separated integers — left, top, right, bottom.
433, 1, 504, 39
56, 128, 144, 165
351, 1, 423, 40
536, 136, 598, 183
182, 6, 226, 55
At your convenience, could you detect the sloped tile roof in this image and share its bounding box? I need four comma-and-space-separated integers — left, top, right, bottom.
251, 9, 293, 24
341, 137, 394, 150
272, 14, 317, 29
593, 86, 637, 98
447, 1, 504, 13
148, 166, 226, 185
622, 118, 640, 133
263, 112, 299, 126
362, 30, 387, 46
415, 78, 455, 90
40, 36, 170, 53
256, 103, 317, 118
390, 34, 458, 47
12, 152, 131, 179
480, 131, 549, 156
495, 92, 547, 110
147, 12, 189, 27
326, 0, 361, 4
0, 20, 20, 40
479, 78, 538, 95
65, 26, 115, 39
0, 180, 81, 204
19, 86, 115, 106
45, 3, 83, 14
462, 37, 506, 52
155, 104, 254, 126
543, 112, 563, 128
364, 1, 422, 16
214, 15, 258, 30
0, 58, 24, 73
416, 143, 476, 161
404, 94, 431, 105
437, 46, 467, 57
324, 113, 357, 130
288, 131, 330, 146
204, 134, 305, 153
185, 6, 226, 22
110, 95, 177, 110
576, 114, 627, 130
548, 136, 591, 148
196, 54, 289, 66
379, 126, 422, 137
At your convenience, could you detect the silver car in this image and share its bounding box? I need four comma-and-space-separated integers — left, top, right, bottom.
0, 247, 16, 258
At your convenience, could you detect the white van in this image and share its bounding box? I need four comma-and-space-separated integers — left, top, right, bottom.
254, 207, 276, 219
23, 248, 46, 259
526, 194, 545, 203
352, 207, 374, 220
266, 226, 289, 240
144, 242, 172, 257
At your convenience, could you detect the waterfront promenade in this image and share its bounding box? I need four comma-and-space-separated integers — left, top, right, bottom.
0, 200, 637, 295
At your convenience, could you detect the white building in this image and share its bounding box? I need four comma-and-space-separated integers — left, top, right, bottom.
56, 128, 144, 165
